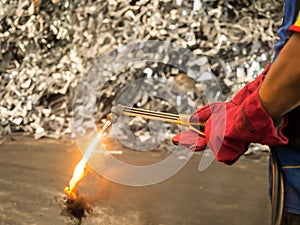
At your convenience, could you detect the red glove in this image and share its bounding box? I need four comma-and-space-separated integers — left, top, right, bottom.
172, 64, 269, 151
172, 65, 289, 165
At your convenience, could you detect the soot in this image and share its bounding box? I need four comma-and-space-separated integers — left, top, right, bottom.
61, 195, 93, 225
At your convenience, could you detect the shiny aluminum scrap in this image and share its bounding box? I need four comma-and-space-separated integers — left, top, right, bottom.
0, 0, 282, 140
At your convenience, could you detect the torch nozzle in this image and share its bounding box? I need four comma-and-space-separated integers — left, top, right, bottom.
100, 116, 113, 135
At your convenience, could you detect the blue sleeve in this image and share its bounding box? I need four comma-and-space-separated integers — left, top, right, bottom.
273, 0, 300, 61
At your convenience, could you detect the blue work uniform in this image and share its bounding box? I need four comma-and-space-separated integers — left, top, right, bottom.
272, 0, 300, 216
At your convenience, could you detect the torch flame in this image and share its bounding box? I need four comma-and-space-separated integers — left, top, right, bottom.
64, 119, 112, 200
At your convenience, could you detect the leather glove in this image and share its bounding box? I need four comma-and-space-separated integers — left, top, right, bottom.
172, 65, 288, 165
172, 64, 269, 151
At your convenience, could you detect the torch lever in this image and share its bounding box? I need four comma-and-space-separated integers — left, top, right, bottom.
111, 104, 206, 136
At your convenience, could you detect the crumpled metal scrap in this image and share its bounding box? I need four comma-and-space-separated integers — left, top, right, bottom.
0, 0, 283, 143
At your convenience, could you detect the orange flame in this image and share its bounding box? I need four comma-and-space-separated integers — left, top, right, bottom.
64, 134, 100, 200
64, 119, 112, 200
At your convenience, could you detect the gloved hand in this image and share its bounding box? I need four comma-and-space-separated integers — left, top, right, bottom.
172, 65, 289, 165
172, 64, 269, 150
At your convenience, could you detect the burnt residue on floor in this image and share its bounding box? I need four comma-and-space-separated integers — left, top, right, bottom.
59, 195, 93, 225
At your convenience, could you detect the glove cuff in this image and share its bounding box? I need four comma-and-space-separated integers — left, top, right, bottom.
207, 87, 288, 165
242, 88, 288, 145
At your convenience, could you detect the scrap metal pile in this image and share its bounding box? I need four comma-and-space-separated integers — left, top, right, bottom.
0, 0, 283, 140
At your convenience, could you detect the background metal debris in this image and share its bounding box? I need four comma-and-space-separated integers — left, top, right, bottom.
0, 0, 283, 144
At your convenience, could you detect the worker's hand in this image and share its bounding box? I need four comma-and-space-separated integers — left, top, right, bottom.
172, 65, 289, 165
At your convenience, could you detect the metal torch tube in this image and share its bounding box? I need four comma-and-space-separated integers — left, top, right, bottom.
111, 104, 206, 136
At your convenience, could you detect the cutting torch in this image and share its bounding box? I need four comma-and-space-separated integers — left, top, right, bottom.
110, 104, 206, 136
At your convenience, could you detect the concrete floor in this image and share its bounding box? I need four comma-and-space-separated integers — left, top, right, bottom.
0, 134, 271, 225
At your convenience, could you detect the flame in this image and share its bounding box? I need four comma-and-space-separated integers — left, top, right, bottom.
64, 134, 100, 199
64, 119, 112, 200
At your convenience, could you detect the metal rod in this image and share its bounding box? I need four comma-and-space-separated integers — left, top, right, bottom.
111, 104, 206, 136
122, 106, 180, 119
123, 109, 179, 121
271, 149, 284, 225
121, 111, 182, 124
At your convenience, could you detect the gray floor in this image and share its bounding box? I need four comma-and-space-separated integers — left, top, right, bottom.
0, 135, 271, 225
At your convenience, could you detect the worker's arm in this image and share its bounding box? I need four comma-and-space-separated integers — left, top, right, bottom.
173, 29, 300, 165
259, 32, 300, 120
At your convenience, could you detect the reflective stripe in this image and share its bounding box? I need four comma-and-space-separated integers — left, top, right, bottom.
282, 165, 300, 169
294, 12, 300, 27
